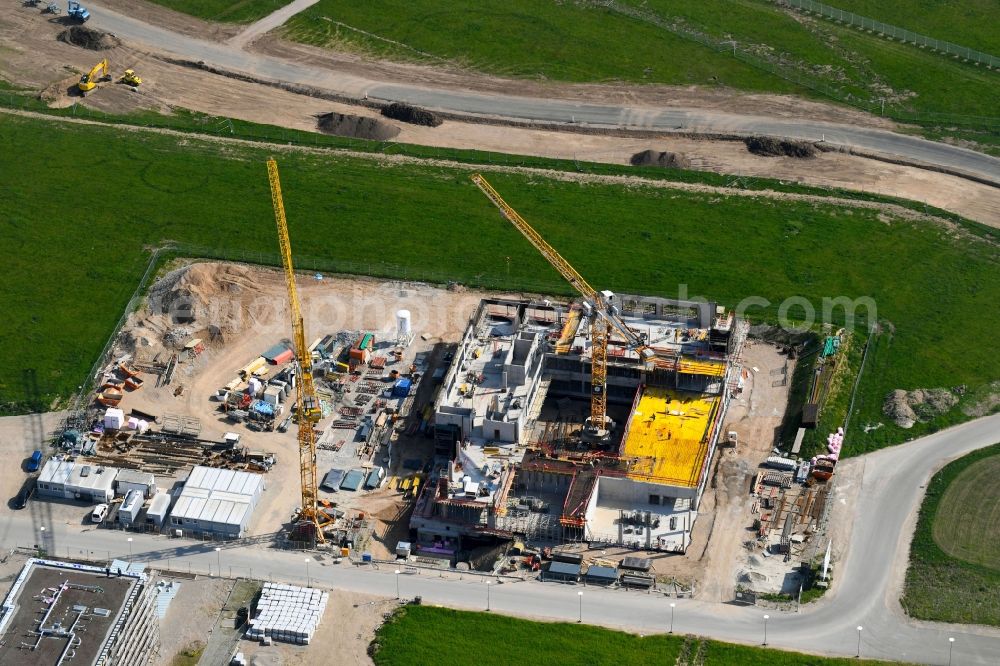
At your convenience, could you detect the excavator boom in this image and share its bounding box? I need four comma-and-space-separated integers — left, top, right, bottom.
78, 58, 108, 93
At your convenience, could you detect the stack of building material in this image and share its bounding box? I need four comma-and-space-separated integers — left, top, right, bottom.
104, 408, 126, 430
245, 583, 329, 645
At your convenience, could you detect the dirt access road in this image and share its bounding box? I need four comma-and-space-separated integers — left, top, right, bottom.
3, 4, 1000, 225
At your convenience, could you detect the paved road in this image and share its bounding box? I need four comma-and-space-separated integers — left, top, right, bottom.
2, 413, 998, 663
81, 2, 1000, 186
225, 0, 320, 50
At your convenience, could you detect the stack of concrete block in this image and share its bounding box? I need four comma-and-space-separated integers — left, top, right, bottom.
245, 583, 329, 645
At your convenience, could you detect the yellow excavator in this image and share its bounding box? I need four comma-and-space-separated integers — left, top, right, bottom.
119, 69, 142, 87
77, 59, 110, 94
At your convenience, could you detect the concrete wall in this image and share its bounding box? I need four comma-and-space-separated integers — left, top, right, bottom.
436, 405, 473, 440
595, 475, 698, 505
481, 415, 518, 442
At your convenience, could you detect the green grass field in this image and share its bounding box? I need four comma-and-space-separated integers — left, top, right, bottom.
832, 0, 1000, 55
932, 455, 1000, 569
371, 606, 905, 665
147, 0, 287, 23
281, 0, 1000, 135
902, 443, 1000, 625
0, 114, 997, 455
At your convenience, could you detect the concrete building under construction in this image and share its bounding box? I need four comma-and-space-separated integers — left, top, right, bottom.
411, 295, 747, 558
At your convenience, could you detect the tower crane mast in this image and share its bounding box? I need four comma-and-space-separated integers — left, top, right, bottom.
469, 174, 654, 438
267, 158, 328, 542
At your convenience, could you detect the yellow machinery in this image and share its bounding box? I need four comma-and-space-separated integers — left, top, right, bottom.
267, 158, 331, 543
78, 58, 109, 94
119, 69, 142, 87
470, 174, 655, 440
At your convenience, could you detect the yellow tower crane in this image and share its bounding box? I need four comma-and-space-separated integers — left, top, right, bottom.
469, 174, 655, 441
267, 158, 330, 543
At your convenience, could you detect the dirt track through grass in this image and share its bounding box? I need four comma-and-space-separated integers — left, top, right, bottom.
932, 455, 1000, 569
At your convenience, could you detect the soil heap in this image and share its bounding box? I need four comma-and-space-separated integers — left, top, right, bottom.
630, 149, 691, 169
381, 102, 442, 127
744, 136, 817, 158
316, 112, 400, 140
58, 26, 121, 51
883, 388, 958, 428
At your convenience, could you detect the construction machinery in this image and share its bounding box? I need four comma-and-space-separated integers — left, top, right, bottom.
267, 158, 332, 543
470, 173, 655, 442
119, 69, 142, 87
67, 1, 89, 22
77, 59, 109, 94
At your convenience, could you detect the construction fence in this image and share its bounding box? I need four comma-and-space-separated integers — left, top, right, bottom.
780, 0, 1000, 70
74, 244, 173, 407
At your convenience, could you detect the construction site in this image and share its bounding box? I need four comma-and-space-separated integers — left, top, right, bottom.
9, 160, 848, 569
0, 162, 851, 661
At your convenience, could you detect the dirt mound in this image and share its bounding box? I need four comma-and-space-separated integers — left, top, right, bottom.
58, 26, 121, 51
962, 381, 1000, 418
381, 102, 442, 127
316, 112, 400, 140
744, 136, 817, 158
883, 388, 959, 428
630, 149, 691, 169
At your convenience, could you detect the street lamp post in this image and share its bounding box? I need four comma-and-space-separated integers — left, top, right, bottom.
215, 547, 222, 577
856, 626, 863, 658
948, 637, 955, 666
577, 591, 583, 623
394, 569, 401, 599
669, 602, 676, 634
762, 614, 769, 646
127, 537, 133, 564
305, 558, 312, 587
486, 581, 491, 611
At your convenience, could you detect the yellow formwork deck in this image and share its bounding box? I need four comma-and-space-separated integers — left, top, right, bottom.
678, 358, 726, 377
622, 387, 718, 487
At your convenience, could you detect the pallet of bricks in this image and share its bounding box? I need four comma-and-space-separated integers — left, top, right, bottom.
246, 583, 329, 645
